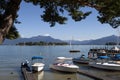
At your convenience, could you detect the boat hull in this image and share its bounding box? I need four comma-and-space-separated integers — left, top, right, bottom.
49, 64, 79, 73
73, 58, 89, 64
89, 62, 120, 71
32, 63, 45, 72
69, 50, 80, 53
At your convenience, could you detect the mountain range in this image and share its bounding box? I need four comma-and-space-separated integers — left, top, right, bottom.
3, 35, 64, 45
3, 35, 120, 45
68, 35, 120, 45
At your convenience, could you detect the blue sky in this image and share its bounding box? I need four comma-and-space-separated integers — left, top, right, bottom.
15, 1, 118, 41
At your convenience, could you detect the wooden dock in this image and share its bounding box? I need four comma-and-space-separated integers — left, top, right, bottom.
77, 70, 103, 80
21, 68, 35, 80
77, 69, 113, 80
21, 67, 112, 80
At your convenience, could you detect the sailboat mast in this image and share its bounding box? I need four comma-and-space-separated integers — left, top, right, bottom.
72, 36, 74, 49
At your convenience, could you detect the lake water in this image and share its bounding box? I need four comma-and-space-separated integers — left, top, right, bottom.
0, 45, 120, 80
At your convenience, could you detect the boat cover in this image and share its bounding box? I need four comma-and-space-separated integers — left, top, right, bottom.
113, 54, 120, 60
32, 56, 43, 60
98, 56, 109, 59
115, 54, 120, 57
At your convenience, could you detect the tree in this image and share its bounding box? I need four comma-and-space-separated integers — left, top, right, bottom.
0, 0, 21, 44
0, 0, 120, 44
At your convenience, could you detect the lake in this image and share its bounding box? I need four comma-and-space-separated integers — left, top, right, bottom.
0, 45, 120, 80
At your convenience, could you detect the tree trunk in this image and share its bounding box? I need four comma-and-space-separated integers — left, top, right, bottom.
0, 0, 22, 44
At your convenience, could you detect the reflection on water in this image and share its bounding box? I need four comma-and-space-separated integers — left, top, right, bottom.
33, 71, 44, 80
0, 45, 120, 80
32, 69, 93, 80
42, 70, 93, 80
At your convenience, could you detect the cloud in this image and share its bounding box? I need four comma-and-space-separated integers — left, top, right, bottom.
44, 34, 50, 36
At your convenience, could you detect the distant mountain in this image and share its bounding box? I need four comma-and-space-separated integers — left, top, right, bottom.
66, 35, 119, 45
65, 40, 92, 45
87, 35, 119, 45
3, 35, 64, 45
3, 35, 120, 45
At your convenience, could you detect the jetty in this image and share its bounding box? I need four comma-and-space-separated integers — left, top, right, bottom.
21, 67, 35, 80
77, 69, 113, 80
21, 67, 112, 80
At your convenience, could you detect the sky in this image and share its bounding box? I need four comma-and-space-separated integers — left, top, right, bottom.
15, 1, 118, 41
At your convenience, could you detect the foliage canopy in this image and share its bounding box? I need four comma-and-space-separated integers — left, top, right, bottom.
0, 0, 120, 40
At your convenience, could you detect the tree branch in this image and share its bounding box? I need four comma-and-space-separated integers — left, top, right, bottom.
78, 0, 102, 10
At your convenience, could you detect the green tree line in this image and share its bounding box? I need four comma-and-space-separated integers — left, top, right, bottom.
17, 41, 68, 46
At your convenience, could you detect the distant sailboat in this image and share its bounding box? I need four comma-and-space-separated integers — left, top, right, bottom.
69, 37, 80, 53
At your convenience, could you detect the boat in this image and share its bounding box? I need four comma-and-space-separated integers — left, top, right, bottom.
88, 48, 107, 59
31, 56, 45, 72
89, 56, 120, 71
57, 57, 72, 60
69, 37, 80, 53
111, 46, 120, 51
89, 61, 120, 71
69, 50, 80, 53
73, 54, 89, 64
108, 46, 120, 54
112, 54, 120, 61
88, 46, 120, 59
49, 57, 79, 73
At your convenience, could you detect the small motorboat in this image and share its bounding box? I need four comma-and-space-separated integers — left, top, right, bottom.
57, 57, 72, 60
49, 57, 79, 73
73, 54, 89, 64
89, 61, 120, 71
89, 56, 120, 71
31, 56, 45, 72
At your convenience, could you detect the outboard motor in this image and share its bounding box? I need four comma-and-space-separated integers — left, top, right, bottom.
21, 60, 31, 71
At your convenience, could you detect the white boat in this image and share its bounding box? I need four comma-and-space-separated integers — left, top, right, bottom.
73, 55, 89, 64
49, 57, 79, 73
31, 56, 45, 72
57, 57, 72, 60
111, 46, 120, 51
89, 61, 120, 71
89, 55, 120, 71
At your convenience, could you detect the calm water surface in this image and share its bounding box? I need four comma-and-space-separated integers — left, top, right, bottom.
0, 45, 120, 80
